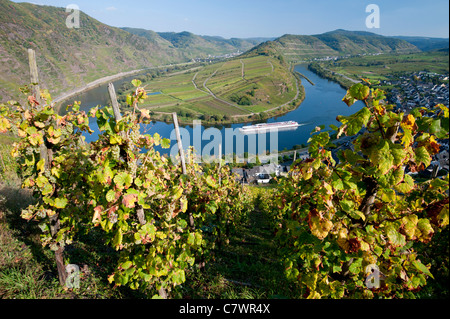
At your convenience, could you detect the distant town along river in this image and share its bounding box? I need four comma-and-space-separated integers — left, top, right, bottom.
62, 64, 365, 157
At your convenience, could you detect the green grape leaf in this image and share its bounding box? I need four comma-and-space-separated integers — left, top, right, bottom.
36, 175, 49, 188
386, 224, 406, 247
429, 119, 447, 139
42, 183, 53, 196
114, 172, 133, 190
348, 258, 363, 275
106, 189, 116, 203
349, 83, 370, 101
131, 79, 142, 88
206, 176, 218, 188
54, 198, 68, 209
112, 228, 123, 250
120, 261, 133, 270
161, 138, 171, 149
98, 165, 114, 185
395, 174, 415, 194
337, 107, 371, 136
414, 146, 431, 168
412, 260, 434, 279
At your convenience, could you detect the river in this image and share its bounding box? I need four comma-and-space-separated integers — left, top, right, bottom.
61, 64, 364, 158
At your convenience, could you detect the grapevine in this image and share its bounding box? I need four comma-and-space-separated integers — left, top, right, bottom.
270, 81, 449, 298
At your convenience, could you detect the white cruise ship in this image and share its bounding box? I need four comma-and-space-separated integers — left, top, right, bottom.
239, 121, 300, 134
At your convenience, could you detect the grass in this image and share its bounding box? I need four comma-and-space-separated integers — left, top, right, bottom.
176, 199, 301, 299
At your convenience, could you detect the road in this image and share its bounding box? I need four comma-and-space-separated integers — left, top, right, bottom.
51, 61, 195, 106
51, 69, 145, 105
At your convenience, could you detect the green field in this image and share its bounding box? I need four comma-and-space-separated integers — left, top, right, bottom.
319, 51, 449, 83
122, 56, 301, 124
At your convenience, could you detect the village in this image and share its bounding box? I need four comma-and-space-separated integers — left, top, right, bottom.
384, 71, 449, 112
231, 132, 448, 186
231, 71, 450, 186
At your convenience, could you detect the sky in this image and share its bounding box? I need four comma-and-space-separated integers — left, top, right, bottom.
13, 0, 450, 39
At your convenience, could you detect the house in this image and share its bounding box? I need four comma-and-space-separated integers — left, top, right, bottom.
231, 168, 246, 183
256, 174, 271, 184
259, 163, 282, 177
436, 150, 449, 172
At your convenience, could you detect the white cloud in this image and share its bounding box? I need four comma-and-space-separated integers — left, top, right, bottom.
106, 6, 117, 11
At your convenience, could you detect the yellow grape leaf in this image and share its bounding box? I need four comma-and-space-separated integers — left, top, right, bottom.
401, 215, 418, 240
0, 117, 11, 133
360, 240, 370, 252
417, 219, 434, 243
308, 211, 333, 240
37, 159, 46, 173
140, 109, 151, 119
401, 114, 416, 131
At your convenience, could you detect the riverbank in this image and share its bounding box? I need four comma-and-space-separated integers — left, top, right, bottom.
53, 61, 198, 109
308, 62, 359, 90
52, 68, 146, 107
296, 71, 315, 86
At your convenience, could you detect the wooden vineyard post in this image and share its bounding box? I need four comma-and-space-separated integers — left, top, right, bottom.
172, 113, 195, 231
28, 49, 67, 286
218, 143, 222, 186
108, 83, 123, 121
172, 113, 187, 175
28, 49, 42, 108
108, 83, 172, 298
107, 83, 147, 226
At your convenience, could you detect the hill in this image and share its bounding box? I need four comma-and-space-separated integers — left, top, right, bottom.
0, 0, 266, 103
116, 55, 302, 124
122, 28, 270, 59
0, 0, 193, 102
392, 36, 449, 52
246, 30, 420, 62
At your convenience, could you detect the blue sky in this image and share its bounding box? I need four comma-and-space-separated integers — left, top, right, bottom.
14, 0, 450, 38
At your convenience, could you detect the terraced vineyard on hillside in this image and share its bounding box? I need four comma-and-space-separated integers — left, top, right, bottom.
121, 55, 302, 124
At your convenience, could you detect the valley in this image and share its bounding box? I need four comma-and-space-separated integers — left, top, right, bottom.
0, 0, 268, 102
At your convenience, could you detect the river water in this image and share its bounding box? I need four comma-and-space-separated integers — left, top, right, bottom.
61, 64, 364, 157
